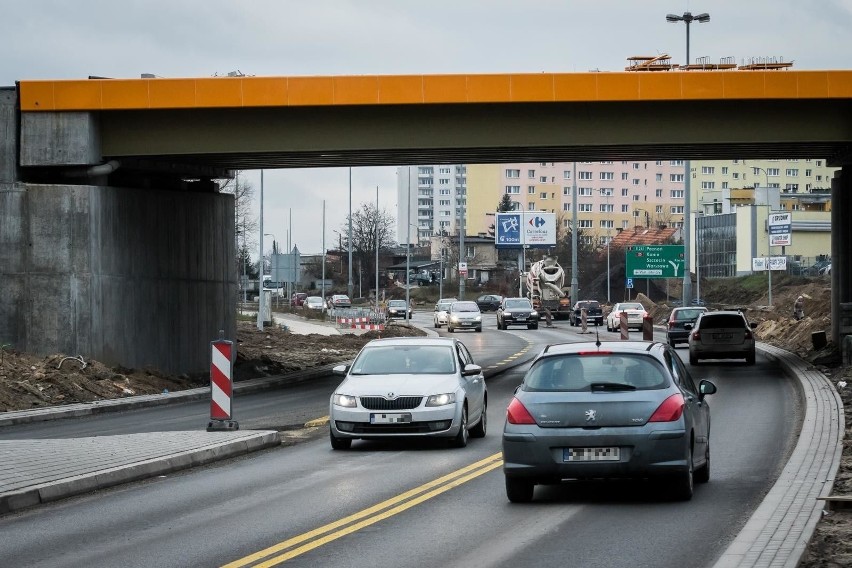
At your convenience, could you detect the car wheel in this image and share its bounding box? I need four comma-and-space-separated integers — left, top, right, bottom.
689, 352, 699, 365
469, 401, 487, 438
746, 350, 756, 365
450, 406, 469, 448
448, 326, 455, 333
434, 319, 439, 329
528, 324, 538, 330
329, 429, 352, 450
695, 441, 710, 484
670, 448, 694, 501
505, 477, 534, 503
668, 338, 676, 348
476, 326, 483, 333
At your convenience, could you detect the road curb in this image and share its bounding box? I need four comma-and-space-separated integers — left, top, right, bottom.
712, 342, 844, 568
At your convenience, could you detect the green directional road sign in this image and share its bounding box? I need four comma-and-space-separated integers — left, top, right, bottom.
626, 245, 685, 278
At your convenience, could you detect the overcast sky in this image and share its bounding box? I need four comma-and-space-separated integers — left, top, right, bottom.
4, 0, 851, 256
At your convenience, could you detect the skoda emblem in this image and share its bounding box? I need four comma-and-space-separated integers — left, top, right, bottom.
585, 409, 597, 422
386, 392, 397, 399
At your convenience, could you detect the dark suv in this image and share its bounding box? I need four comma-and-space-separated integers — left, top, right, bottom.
497, 297, 540, 330
666, 306, 708, 347
687, 310, 758, 365
569, 301, 603, 327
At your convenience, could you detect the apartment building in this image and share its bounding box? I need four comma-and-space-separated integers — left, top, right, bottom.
467, 161, 687, 247
396, 165, 467, 245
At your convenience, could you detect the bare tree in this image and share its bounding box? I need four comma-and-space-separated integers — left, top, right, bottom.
219, 171, 258, 250
335, 202, 396, 292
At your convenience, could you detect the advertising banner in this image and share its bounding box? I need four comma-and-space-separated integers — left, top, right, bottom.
495, 212, 556, 249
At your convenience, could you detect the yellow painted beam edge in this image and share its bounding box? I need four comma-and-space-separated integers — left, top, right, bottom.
17, 70, 852, 112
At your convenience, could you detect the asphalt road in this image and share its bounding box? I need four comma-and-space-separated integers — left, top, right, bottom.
0, 313, 801, 567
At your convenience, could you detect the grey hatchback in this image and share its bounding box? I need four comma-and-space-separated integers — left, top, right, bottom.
502, 340, 717, 502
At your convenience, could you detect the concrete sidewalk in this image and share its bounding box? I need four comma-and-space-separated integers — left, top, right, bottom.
0, 326, 843, 568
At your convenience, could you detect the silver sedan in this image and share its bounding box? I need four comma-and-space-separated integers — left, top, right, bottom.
329, 337, 487, 449
502, 340, 717, 502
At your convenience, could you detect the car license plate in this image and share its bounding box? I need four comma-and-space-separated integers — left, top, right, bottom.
714, 333, 734, 340
461, 322, 472, 326
517, 315, 527, 320
370, 413, 412, 424
563, 447, 620, 462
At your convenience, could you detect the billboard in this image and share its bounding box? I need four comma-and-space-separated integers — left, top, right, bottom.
626, 245, 685, 278
768, 212, 792, 247
495, 212, 556, 249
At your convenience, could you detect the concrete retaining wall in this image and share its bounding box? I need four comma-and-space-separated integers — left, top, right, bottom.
0, 182, 236, 374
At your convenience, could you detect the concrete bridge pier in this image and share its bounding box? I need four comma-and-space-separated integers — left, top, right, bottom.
832, 166, 852, 347
0, 90, 236, 375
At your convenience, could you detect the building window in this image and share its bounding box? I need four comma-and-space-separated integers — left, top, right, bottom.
528, 169, 536, 178
632, 195, 640, 201
600, 203, 614, 213
528, 202, 536, 210
817, 160, 823, 166
670, 206, 684, 214
786, 169, 799, 176
581, 235, 593, 245
563, 170, 572, 179
733, 173, 739, 180
656, 205, 663, 213
633, 163, 641, 170
505, 185, 520, 194
722, 182, 728, 189
701, 182, 715, 189
656, 173, 663, 181
670, 189, 684, 198
528, 185, 536, 194
622, 188, 629, 196
622, 204, 629, 212
579, 171, 593, 180
786, 184, 799, 192
633, 179, 641, 185
563, 186, 571, 195
600, 220, 614, 229
579, 203, 593, 212
701, 166, 715, 174
670, 174, 685, 182
439, 189, 451, 195
540, 192, 549, 199
579, 220, 593, 228
722, 167, 728, 175
539, 176, 548, 183
766, 168, 780, 176
816, 175, 823, 181
656, 189, 663, 197
439, 199, 451, 206
579, 187, 593, 196
622, 172, 629, 180
601, 188, 614, 196
670, 160, 684, 166
600, 172, 614, 180
806, 169, 813, 177
506, 169, 520, 178
563, 203, 570, 211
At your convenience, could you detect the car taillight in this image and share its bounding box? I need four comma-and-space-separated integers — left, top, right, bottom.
692, 330, 701, 341
506, 398, 536, 424
668, 319, 675, 328
745, 329, 753, 340
649, 393, 685, 422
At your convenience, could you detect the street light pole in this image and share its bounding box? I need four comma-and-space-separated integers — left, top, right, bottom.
406, 168, 411, 324
348, 167, 353, 301
754, 166, 773, 306
667, 11, 709, 305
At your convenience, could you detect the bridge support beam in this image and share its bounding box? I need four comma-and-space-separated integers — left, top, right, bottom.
0, 182, 236, 374
831, 166, 851, 345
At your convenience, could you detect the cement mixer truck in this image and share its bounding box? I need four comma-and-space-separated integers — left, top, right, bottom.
526, 256, 572, 319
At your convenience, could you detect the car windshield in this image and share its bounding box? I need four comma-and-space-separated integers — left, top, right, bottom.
452, 302, 479, 312
524, 354, 667, 392
674, 308, 705, 321
619, 303, 644, 311
388, 301, 407, 307
350, 345, 457, 375
505, 299, 531, 309
437, 302, 453, 311
700, 314, 747, 329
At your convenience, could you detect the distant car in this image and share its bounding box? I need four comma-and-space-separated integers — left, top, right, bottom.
304, 296, 325, 311
690, 298, 706, 306
446, 301, 483, 333
330, 294, 352, 309
496, 297, 539, 330
386, 299, 413, 319
476, 294, 504, 312
328, 337, 487, 449
687, 310, 757, 365
606, 302, 648, 332
433, 298, 458, 328
502, 340, 717, 502
666, 307, 708, 347
569, 300, 604, 327
290, 292, 308, 307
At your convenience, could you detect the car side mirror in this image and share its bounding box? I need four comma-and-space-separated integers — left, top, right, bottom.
698, 379, 717, 400
462, 363, 482, 377
332, 364, 349, 376
750, 322, 758, 329
683, 323, 693, 330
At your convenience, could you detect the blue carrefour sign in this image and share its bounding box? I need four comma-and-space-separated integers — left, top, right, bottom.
495, 212, 556, 249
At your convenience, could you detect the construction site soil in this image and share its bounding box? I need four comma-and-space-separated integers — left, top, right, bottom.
0, 276, 848, 564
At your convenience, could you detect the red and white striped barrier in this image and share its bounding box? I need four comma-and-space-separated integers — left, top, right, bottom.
336, 317, 384, 330
208, 338, 239, 431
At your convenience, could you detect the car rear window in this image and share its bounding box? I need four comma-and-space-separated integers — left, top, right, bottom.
619, 303, 643, 311
524, 354, 668, 391
674, 309, 705, 321
699, 314, 746, 329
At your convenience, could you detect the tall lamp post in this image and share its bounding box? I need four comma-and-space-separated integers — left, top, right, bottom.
264, 233, 277, 307
667, 10, 709, 306
406, 168, 412, 324
592, 188, 613, 304
753, 167, 773, 306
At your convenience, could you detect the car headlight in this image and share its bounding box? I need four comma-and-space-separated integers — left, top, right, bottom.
475, 316, 482, 321
530, 310, 538, 316
426, 393, 456, 407
504, 311, 512, 316
450, 315, 459, 322
332, 394, 357, 408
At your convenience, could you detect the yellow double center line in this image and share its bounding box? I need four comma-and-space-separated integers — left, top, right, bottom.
222, 452, 504, 568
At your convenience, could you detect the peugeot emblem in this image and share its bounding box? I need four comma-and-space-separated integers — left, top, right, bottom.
585, 409, 597, 422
